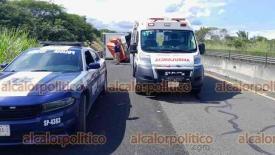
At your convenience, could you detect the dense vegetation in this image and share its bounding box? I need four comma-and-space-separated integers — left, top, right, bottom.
196, 27, 275, 57
0, 0, 105, 63
0, 27, 37, 63
0, 0, 101, 41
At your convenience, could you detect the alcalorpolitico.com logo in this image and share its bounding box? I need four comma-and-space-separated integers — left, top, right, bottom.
130, 133, 214, 146
23, 132, 107, 147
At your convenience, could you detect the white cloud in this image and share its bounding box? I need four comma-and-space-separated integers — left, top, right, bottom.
45, 0, 227, 31
47, 0, 177, 22
165, 0, 227, 18
218, 9, 225, 15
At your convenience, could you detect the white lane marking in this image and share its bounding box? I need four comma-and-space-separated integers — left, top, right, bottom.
206, 73, 275, 102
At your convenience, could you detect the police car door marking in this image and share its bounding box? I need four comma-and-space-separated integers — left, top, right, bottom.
53, 50, 75, 55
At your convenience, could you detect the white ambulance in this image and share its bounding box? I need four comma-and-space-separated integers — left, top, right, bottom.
130, 18, 205, 94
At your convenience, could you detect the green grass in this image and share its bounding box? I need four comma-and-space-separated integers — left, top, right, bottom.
0, 27, 38, 64
205, 40, 275, 57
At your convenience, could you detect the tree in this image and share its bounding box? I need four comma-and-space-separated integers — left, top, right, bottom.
251, 36, 268, 42
0, 0, 101, 42
219, 29, 229, 40
195, 27, 213, 42
233, 39, 246, 49
236, 31, 249, 40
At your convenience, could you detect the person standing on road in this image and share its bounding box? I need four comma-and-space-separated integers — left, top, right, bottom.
114, 40, 121, 65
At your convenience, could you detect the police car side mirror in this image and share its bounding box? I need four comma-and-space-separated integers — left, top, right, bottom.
130, 44, 138, 54
88, 62, 100, 70
199, 43, 206, 55
0, 63, 8, 69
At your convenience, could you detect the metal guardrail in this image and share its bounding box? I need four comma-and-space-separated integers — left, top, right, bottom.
205, 51, 275, 65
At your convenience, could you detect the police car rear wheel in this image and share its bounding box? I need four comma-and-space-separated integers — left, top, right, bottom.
77, 95, 87, 132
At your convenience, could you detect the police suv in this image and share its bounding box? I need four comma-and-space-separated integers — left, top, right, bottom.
130, 18, 205, 94
0, 42, 107, 144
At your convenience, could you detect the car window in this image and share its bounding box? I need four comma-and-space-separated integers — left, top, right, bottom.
91, 51, 100, 62
4, 49, 82, 72
85, 50, 95, 65
141, 30, 197, 53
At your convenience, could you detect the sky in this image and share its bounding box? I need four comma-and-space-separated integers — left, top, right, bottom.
47, 0, 275, 39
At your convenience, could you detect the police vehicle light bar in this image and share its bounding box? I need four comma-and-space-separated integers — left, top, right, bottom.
40, 41, 84, 47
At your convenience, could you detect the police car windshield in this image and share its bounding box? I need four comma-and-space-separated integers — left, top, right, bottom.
141, 30, 197, 53
4, 49, 83, 72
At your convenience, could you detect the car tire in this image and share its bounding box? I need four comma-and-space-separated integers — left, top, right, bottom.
77, 94, 87, 132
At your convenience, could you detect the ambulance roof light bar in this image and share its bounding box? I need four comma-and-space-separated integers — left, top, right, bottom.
171, 18, 186, 22
149, 17, 186, 22
180, 23, 187, 27
40, 41, 84, 47
149, 18, 165, 22
147, 17, 188, 27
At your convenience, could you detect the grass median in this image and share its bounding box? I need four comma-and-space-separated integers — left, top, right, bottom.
205, 40, 275, 57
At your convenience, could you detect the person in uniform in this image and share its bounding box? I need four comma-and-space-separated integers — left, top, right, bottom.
114, 40, 121, 65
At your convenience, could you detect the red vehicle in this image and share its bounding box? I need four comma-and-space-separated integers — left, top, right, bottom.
107, 38, 129, 62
